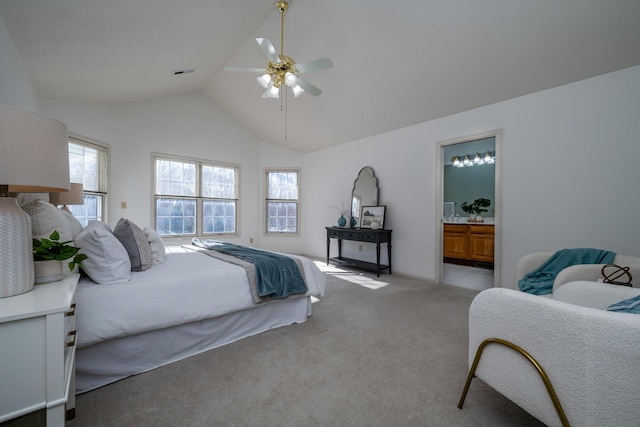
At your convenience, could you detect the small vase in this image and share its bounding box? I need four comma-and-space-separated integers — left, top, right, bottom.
350, 216, 357, 228
337, 215, 347, 227
34, 260, 64, 284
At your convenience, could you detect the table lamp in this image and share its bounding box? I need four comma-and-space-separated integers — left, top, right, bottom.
0, 105, 70, 298
50, 182, 84, 212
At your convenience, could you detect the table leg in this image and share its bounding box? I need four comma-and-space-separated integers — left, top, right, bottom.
326, 236, 330, 265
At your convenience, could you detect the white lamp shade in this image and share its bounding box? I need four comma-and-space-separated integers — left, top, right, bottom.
284, 72, 298, 86
264, 85, 280, 99
0, 105, 69, 193
257, 74, 272, 89
292, 84, 305, 98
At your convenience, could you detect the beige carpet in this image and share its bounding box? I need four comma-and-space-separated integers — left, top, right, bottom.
59, 262, 544, 427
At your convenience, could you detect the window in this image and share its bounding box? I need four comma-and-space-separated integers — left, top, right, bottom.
67, 136, 109, 226
266, 169, 299, 234
153, 154, 239, 236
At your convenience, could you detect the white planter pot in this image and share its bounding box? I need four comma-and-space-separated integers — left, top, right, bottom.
34, 260, 64, 284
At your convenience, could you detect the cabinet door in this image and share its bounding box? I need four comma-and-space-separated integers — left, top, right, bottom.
443, 225, 468, 259
469, 232, 494, 262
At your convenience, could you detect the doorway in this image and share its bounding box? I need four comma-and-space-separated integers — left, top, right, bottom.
436, 130, 502, 289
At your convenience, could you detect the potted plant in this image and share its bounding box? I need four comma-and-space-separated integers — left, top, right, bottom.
33, 230, 88, 284
460, 198, 491, 222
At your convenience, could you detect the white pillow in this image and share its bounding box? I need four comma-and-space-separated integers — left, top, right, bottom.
143, 227, 166, 264
75, 221, 131, 285
59, 208, 84, 239
15, 193, 50, 205
21, 199, 73, 242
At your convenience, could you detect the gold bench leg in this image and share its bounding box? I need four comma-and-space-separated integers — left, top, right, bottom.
457, 337, 570, 427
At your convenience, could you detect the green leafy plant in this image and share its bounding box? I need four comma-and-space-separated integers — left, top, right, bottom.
33, 230, 88, 271
460, 198, 491, 215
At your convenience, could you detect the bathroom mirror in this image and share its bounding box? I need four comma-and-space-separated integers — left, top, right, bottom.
351, 166, 378, 227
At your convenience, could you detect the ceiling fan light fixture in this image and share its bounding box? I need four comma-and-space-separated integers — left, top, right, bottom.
257, 73, 272, 88
264, 84, 280, 99
284, 72, 298, 86
292, 84, 304, 97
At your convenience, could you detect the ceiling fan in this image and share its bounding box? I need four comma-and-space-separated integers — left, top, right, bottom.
224, 0, 333, 99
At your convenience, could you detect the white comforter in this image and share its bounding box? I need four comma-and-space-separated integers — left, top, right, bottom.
75, 246, 326, 348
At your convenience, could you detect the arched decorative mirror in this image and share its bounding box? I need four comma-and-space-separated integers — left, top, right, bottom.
351, 166, 378, 227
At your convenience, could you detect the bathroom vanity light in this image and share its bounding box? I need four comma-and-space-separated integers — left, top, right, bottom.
450, 151, 495, 168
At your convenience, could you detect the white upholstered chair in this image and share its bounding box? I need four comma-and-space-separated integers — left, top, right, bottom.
458, 282, 640, 426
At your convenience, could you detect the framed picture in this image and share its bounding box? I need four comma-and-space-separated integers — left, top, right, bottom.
360, 205, 386, 229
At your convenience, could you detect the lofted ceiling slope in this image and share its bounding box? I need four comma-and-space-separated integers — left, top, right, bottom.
2, 0, 640, 153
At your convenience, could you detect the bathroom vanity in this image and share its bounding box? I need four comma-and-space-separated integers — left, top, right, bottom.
443, 222, 494, 263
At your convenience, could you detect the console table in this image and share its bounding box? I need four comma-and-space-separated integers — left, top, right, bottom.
326, 227, 392, 277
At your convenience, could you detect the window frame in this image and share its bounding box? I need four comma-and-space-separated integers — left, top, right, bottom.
67, 134, 109, 226
152, 152, 240, 237
265, 168, 301, 236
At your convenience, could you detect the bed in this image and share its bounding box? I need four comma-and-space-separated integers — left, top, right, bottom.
74, 244, 326, 393
13, 200, 326, 394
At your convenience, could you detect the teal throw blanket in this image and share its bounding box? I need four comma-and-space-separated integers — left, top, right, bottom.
518, 248, 616, 295
192, 239, 308, 299
606, 294, 640, 314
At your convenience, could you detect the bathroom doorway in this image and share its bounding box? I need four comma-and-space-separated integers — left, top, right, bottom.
436, 130, 502, 289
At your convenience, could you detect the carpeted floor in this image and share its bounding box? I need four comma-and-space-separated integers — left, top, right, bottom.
60, 262, 544, 427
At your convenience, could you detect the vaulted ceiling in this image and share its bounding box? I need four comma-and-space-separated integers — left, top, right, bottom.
2, 0, 640, 152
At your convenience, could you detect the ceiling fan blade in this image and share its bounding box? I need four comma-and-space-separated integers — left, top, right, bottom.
295, 58, 333, 74
256, 38, 280, 64
296, 77, 322, 97
224, 66, 265, 73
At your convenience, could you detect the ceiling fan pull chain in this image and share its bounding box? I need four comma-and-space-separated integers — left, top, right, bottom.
284, 89, 288, 142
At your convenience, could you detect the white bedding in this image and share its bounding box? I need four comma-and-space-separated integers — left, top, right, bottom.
75, 246, 326, 348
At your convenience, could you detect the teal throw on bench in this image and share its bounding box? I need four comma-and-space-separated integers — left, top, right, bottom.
518, 248, 616, 295
192, 239, 308, 299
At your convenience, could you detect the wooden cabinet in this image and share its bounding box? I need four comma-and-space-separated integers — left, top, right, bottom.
0, 274, 79, 426
443, 224, 468, 259
444, 224, 494, 263
468, 225, 495, 262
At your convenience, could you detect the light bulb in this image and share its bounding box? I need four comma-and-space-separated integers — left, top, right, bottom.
485, 151, 495, 164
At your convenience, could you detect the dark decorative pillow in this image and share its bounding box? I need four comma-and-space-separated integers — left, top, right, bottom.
113, 218, 153, 272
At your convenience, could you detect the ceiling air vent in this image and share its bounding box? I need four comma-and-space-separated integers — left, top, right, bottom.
173, 68, 196, 75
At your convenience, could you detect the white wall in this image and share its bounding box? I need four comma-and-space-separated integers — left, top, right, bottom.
0, 15, 39, 110
302, 65, 640, 288
40, 92, 266, 247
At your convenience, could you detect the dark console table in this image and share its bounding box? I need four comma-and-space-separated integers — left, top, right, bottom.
326, 227, 392, 277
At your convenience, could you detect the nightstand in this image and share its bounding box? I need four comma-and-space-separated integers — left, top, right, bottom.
0, 274, 79, 426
